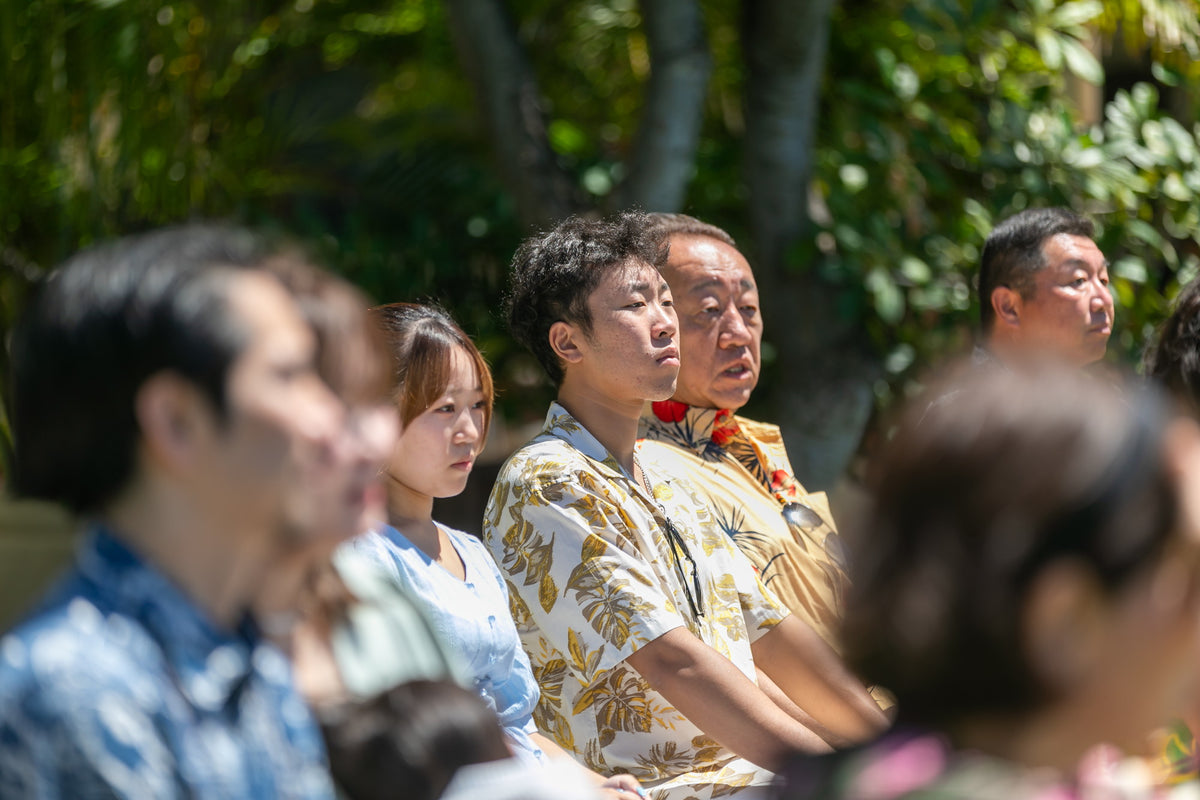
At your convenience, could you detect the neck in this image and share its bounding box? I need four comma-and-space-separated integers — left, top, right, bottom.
384, 473, 438, 549
104, 480, 277, 630
557, 374, 643, 474
952, 700, 1111, 776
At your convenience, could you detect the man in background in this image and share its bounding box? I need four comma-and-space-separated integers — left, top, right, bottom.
976, 206, 1113, 367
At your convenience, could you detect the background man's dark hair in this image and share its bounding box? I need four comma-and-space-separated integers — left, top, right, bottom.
978, 207, 1095, 334
1145, 276, 1200, 415
643, 212, 736, 249
505, 210, 668, 385
9, 224, 282, 514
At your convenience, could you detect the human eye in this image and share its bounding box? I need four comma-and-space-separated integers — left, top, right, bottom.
623, 299, 646, 309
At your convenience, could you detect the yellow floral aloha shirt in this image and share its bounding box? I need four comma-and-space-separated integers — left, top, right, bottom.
638, 401, 850, 649
483, 403, 789, 800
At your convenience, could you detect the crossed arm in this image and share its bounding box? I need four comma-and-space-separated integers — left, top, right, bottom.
624, 626, 832, 771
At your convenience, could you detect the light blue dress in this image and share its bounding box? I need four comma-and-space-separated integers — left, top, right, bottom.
348, 523, 546, 765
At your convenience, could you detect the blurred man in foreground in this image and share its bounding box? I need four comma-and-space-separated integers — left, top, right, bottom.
0, 226, 343, 798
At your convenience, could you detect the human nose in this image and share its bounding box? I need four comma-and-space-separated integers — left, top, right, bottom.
451, 408, 481, 446
719, 304, 752, 348
653, 299, 677, 338
295, 380, 347, 467
1091, 279, 1114, 313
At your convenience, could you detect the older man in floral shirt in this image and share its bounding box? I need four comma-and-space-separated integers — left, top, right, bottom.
637, 214, 850, 650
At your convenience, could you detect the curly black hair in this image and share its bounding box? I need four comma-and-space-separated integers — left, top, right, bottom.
505, 210, 668, 385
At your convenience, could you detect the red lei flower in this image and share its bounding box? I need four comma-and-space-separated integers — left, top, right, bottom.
710, 408, 739, 447
651, 399, 688, 423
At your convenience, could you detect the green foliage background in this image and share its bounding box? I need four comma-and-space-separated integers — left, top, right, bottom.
3, 0, 1200, 479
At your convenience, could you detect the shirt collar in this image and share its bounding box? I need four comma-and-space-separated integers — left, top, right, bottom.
641, 400, 740, 452
77, 526, 264, 713
542, 402, 640, 484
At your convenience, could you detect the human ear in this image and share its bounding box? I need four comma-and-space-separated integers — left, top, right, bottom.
992, 287, 1022, 327
548, 320, 585, 365
135, 372, 212, 472
1021, 560, 1107, 693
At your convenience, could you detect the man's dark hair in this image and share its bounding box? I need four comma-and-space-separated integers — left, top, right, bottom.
505, 210, 668, 385
9, 224, 281, 514
1145, 276, 1200, 415
643, 212, 736, 248
978, 207, 1095, 334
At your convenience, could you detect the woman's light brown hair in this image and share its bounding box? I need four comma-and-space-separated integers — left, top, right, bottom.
370, 303, 494, 437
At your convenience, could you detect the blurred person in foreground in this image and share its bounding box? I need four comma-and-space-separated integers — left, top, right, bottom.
0, 226, 344, 797
772, 363, 1200, 799
637, 213, 851, 652
977, 207, 1113, 368
254, 261, 533, 799
251, 263, 466, 707
1140, 275, 1200, 784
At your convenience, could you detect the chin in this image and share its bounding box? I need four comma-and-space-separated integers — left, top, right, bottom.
645, 379, 679, 403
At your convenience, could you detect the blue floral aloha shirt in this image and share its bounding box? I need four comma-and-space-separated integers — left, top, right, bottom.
0, 526, 336, 799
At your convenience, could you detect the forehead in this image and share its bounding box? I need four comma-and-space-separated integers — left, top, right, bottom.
591, 258, 664, 297
443, 345, 482, 389
224, 271, 314, 356
666, 235, 756, 293
1038, 233, 1107, 274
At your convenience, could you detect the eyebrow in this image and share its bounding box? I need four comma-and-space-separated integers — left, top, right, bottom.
688, 277, 757, 293
1060, 258, 1110, 270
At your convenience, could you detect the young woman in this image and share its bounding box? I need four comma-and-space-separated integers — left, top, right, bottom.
348, 303, 643, 799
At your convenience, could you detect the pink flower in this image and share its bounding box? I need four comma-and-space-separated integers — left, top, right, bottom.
852, 737, 947, 799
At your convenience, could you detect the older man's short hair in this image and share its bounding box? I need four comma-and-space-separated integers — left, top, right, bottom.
644, 213, 736, 249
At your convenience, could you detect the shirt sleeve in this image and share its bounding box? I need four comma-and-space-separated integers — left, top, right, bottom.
485, 471, 687, 683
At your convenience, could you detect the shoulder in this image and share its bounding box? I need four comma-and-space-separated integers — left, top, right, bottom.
0, 593, 168, 727
491, 438, 620, 506
441, 525, 492, 561
495, 436, 590, 485
733, 414, 783, 443
638, 438, 707, 475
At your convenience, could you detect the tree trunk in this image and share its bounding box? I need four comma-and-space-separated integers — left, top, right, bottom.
444, 0, 580, 229
742, 0, 878, 490
616, 0, 712, 212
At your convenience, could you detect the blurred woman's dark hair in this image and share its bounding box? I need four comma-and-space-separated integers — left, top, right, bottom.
318, 679, 510, 800
845, 362, 1179, 729
1144, 276, 1200, 417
